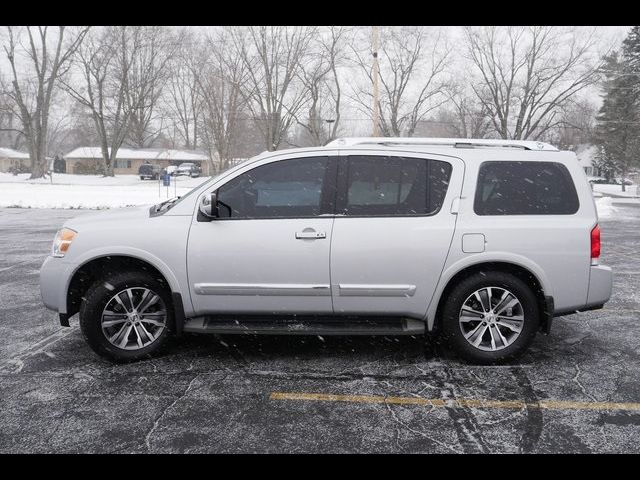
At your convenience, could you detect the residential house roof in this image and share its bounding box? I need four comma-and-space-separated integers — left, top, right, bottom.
65, 147, 209, 162
0, 147, 30, 159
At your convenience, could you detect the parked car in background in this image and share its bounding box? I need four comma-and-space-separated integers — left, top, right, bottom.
138, 163, 161, 180
176, 162, 201, 177
165, 165, 178, 176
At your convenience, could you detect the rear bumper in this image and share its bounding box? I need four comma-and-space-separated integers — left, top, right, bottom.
553, 265, 613, 317
587, 265, 613, 308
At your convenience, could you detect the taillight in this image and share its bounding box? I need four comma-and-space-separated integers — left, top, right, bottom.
591, 224, 601, 263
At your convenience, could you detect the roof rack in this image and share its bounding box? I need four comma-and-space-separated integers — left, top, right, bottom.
325, 137, 559, 151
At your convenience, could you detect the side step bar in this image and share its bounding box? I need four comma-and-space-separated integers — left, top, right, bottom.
183, 315, 425, 336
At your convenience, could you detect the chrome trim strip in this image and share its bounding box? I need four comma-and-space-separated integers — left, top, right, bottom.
337, 284, 417, 297
193, 283, 331, 296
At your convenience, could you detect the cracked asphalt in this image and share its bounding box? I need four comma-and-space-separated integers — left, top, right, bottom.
0, 204, 639, 453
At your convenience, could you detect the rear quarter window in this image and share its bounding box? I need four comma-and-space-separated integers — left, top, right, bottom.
474, 161, 579, 215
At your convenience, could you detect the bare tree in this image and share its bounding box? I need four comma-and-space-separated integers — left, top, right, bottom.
163, 28, 205, 150
197, 30, 248, 172
45, 108, 73, 158
62, 26, 138, 176
464, 26, 604, 140
294, 26, 350, 146
445, 84, 494, 138
547, 97, 598, 149
2, 26, 89, 178
231, 26, 315, 151
0, 76, 26, 149
351, 26, 451, 137
125, 26, 177, 148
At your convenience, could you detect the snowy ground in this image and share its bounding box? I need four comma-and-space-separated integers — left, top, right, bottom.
592, 183, 640, 198
0, 173, 208, 209
595, 197, 617, 218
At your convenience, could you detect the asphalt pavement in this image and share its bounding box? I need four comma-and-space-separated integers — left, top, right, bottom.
0, 204, 638, 453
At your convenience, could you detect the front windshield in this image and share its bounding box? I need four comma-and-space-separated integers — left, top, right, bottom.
153, 156, 258, 213
153, 176, 209, 213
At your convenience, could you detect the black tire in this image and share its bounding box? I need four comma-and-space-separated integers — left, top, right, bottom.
79, 271, 174, 362
440, 271, 539, 365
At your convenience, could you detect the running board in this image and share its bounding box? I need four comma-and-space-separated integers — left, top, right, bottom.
182, 315, 425, 336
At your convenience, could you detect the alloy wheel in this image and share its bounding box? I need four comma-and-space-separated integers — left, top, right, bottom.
101, 288, 167, 350
458, 287, 524, 352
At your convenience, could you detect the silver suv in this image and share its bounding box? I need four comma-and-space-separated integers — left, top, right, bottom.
40, 138, 613, 364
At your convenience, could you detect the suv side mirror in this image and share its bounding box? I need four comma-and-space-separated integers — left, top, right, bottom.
199, 191, 219, 219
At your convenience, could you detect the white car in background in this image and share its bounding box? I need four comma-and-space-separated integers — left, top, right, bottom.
176, 163, 201, 177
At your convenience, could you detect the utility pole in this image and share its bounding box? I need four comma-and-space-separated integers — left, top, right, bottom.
372, 26, 381, 137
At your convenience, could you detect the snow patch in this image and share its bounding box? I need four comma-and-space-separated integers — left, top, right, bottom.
595, 197, 617, 218
0, 173, 207, 209
592, 183, 639, 198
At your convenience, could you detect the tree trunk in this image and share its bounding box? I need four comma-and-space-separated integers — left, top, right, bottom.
29, 158, 46, 179
28, 141, 47, 179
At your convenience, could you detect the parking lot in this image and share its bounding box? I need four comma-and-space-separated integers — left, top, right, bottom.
0, 204, 638, 453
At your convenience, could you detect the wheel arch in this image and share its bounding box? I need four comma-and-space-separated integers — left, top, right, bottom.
427, 258, 552, 332
65, 251, 180, 319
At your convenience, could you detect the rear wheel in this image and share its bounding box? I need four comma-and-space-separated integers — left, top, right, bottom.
440, 272, 539, 364
79, 272, 173, 362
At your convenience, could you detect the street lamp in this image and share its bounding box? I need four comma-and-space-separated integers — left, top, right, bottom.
325, 119, 335, 145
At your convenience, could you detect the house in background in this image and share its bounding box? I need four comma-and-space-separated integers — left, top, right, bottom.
64, 147, 212, 176
575, 144, 601, 178
0, 147, 30, 173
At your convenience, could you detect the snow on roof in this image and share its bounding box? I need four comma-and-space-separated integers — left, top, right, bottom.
0, 147, 30, 159
65, 147, 209, 162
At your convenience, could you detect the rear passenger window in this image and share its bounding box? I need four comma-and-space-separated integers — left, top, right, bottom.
339, 156, 452, 216
474, 161, 579, 215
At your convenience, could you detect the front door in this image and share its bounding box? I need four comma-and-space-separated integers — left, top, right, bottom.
330, 152, 463, 318
187, 155, 337, 315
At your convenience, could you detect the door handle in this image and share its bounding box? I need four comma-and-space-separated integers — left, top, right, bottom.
295, 229, 326, 239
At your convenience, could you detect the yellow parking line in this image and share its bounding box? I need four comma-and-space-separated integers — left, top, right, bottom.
270, 392, 640, 411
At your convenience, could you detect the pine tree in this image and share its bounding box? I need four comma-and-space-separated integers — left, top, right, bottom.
595, 27, 640, 191
623, 26, 640, 89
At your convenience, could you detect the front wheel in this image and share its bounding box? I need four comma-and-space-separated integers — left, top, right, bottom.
79, 272, 173, 362
440, 272, 539, 364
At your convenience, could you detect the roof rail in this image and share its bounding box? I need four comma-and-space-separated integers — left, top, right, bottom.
325, 137, 559, 151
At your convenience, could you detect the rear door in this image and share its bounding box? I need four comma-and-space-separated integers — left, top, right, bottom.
330, 151, 464, 318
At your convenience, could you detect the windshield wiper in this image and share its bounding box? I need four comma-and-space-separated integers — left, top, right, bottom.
154, 196, 181, 213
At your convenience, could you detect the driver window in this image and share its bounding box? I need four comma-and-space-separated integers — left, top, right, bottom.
216, 157, 330, 219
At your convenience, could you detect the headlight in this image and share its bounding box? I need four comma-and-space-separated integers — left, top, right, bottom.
52, 228, 77, 257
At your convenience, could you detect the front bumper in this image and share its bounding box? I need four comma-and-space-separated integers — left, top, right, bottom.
40, 255, 72, 314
